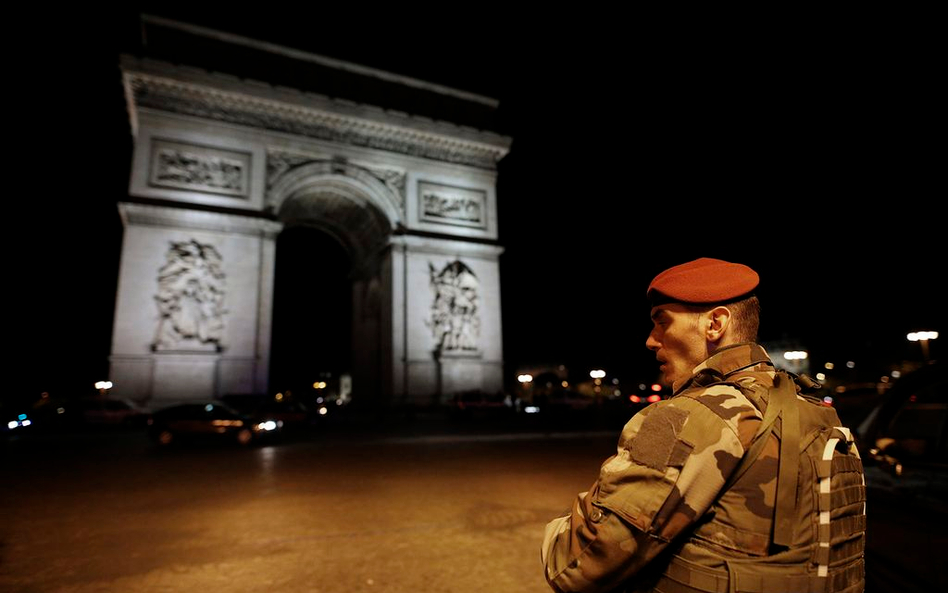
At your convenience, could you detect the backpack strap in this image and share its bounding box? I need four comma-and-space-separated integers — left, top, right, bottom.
717, 371, 800, 547
771, 372, 801, 547
719, 386, 779, 493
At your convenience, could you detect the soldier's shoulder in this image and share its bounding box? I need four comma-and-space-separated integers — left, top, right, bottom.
677, 379, 753, 406
675, 380, 764, 436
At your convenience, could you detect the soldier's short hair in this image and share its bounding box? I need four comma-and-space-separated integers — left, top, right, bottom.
684, 295, 760, 343
727, 295, 760, 342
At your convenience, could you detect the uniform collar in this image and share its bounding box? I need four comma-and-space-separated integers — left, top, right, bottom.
675, 343, 773, 393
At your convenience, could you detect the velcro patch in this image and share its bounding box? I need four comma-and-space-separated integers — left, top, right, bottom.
629, 406, 689, 471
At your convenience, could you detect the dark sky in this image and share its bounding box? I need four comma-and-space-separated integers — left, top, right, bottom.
15, 7, 944, 399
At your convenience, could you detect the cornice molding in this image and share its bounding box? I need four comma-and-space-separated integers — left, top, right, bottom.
121, 57, 511, 170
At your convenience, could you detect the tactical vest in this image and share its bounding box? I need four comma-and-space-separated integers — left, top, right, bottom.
653, 372, 866, 593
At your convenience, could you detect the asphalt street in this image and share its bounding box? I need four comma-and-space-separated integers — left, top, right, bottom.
2, 412, 938, 592
1, 421, 617, 593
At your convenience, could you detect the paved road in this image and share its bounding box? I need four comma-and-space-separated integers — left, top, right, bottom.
1, 421, 618, 593
3, 413, 938, 592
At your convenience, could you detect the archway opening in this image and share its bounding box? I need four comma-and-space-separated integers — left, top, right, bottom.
269, 226, 352, 399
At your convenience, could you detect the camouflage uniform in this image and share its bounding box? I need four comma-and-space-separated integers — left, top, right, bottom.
541, 343, 866, 593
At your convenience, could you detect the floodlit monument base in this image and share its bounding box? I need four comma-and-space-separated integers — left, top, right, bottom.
109, 205, 280, 403
108, 19, 510, 408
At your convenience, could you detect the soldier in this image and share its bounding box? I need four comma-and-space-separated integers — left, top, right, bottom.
541, 257, 866, 593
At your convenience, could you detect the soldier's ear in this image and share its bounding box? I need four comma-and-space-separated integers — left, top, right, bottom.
706, 306, 731, 343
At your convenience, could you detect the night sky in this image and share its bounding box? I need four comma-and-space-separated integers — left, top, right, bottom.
14, 7, 943, 400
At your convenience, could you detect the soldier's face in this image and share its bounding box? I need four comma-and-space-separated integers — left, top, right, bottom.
646, 304, 709, 388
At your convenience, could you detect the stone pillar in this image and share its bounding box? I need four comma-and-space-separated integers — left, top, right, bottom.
391, 235, 504, 405
109, 203, 282, 403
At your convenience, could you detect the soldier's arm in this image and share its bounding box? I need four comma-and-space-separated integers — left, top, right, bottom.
542, 394, 748, 593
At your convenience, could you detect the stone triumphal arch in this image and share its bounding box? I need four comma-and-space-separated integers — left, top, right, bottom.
108, 17, 511, 407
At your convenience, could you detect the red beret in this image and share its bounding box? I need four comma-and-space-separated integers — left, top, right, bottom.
647, 258, 759, 305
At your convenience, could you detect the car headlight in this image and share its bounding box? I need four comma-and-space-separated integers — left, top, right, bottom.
7, 414, 32, 430
254, 420, 278, 432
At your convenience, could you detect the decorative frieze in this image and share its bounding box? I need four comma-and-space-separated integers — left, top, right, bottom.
149, 138, 251, 197
125, 69, 509, 170
419, 182, 486, 229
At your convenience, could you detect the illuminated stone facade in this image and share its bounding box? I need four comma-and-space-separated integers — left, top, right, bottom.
109, 19, 510, 405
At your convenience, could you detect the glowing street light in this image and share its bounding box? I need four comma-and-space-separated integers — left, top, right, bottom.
517, 374, 534, 400
908, 330, 939, 362
589, 370, 606, 399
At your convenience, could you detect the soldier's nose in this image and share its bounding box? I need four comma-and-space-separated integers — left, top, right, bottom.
646, 335, 660, 351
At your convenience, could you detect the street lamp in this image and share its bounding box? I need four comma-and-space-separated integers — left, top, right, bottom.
517, 374, 534, 407
590, 369, 605, 399
907, 331, 939, 362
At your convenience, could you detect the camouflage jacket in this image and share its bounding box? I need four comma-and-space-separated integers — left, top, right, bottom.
542, 343, 781, 593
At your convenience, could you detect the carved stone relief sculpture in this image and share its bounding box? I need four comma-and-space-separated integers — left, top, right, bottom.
419, 182, 486, 228
149, 139, 250, 197
152, 239, 227, 351
427, 260, 480, 353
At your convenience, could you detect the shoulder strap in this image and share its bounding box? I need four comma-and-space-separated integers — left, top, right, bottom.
717, 371, 800, 547
772, 372, 801, 547
719, 373, 783, 491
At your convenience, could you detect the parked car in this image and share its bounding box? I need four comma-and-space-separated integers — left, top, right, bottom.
855, 361, 947, 593
221, 394, 325, 429
147, 402, 282, 446
252, 400, 318, 428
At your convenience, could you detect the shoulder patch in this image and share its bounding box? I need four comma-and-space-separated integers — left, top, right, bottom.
629, 405, 689, 471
